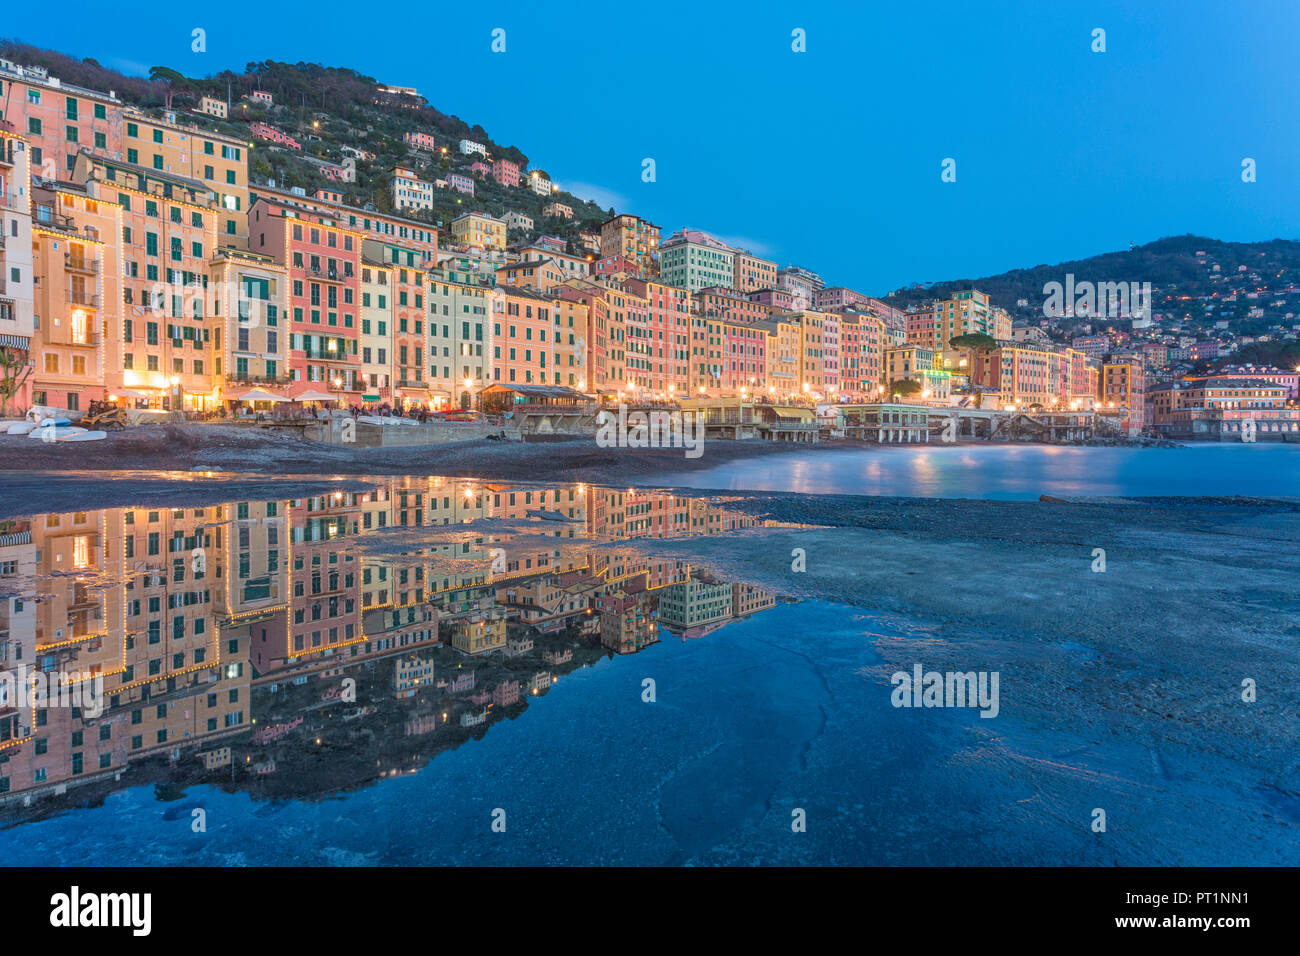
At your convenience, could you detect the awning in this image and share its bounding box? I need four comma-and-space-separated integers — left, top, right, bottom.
234, 388, 287, 403
771, 407, 814, 421
0, 334, 32, 349
113, 388, 149, 398
293, 390, 337, 402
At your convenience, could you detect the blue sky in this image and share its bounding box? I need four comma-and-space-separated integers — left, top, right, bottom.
9, 0, 1299, 293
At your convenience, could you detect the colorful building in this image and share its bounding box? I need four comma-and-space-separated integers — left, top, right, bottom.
492, 158, 520, 187
660, 228, 734, 292
249, 193, 364, 400
450, 212, 506, 252
732, 249, 778, 293
390, 165, 433, 213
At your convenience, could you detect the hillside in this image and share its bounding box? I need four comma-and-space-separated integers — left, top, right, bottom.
0, 39, 613, 252
884, 235, 1300, 339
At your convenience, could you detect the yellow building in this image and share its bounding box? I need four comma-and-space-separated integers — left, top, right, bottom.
208, 246, 289, 399
197, 97, 228, 120
450, 212, 506, 251
449, 608, 507, 655
121, 109, 249, 247
767, 310, 827, 399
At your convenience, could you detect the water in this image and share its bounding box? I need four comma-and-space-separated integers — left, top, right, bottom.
0, 467, 1295, 865
655, 442, 1300, 499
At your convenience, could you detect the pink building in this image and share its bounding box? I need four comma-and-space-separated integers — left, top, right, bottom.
593, 255, 638, 278
470, 160, 492, 178
403, 131, 437, 152
492, 158, 521, 187
815, 286, 872, 311
249, 121, 301, 150
748, 288, 795, 310
444, 173, 474, 196
720, 323, 767, 393
493, 680, 521, 706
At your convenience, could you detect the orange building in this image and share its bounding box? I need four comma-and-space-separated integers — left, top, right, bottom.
29, 181, 120, 411
74, 151, 220, 409
491, 285, 558, 388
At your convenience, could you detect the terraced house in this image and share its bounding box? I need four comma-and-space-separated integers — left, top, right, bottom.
250, 193, 364, 399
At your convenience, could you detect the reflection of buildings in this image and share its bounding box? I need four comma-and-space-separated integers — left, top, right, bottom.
595, 588, 658, 655
658, 575, 776, 639
2, 504, 250, 806
449, 607, 507, 655
1, 478, 781, 810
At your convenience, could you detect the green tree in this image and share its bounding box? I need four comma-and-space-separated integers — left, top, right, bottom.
0, 347, 34, 416
949, 332, 998, 350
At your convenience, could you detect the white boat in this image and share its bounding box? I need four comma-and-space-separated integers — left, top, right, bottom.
59, 430, 107, 442
6, 422, 36, 435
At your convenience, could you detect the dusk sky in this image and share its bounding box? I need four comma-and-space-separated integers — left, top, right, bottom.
10, 0, 1299, 292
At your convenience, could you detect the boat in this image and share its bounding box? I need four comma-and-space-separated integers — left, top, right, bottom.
6, 422, 36, 435
59, 430, 108, 442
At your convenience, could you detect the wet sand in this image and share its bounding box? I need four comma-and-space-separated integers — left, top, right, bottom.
0, 423, 859, 488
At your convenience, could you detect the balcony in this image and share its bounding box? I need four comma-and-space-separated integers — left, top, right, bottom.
300, 348, 353, 361
229, 373, 293, 386
306, 267, 351, 283
69, 291, 100, 308
65, 254, 101, 275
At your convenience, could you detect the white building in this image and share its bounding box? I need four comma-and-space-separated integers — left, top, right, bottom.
528, 170, 553, 196
391, 165, 434, 213
0, 128, 36, 385
459, 139, 487, 157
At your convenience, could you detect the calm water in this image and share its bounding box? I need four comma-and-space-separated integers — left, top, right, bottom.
1, 465, 1294, 865
655, 442, 1300, 499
